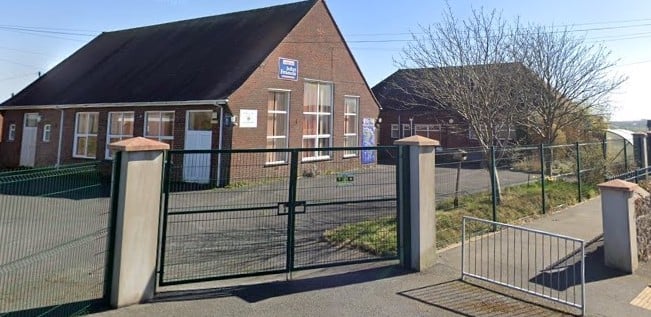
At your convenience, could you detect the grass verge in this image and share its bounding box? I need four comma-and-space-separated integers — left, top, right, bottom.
322, 180, 598, 254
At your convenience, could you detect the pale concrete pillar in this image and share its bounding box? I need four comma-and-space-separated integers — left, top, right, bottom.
598, 179, 649, 273
633, 132, 648, 169
395, 135, 440, 271
108, 137, 169, 308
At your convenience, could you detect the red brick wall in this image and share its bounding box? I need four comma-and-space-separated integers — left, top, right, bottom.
226, 0, 380, 181
378, 109, 479, 149
0, 105, 218, 170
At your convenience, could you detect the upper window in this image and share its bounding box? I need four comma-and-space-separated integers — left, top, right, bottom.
390, 124, 399, 139
8, 124, 16, 141
266, 90, 290, 164
73, 112, 99, 159
302, 81, 333, 161
343, 96, 359, 157
144, 111, 174, 147
106, 112, 134, 159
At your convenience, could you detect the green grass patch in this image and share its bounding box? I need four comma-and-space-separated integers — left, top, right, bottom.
322, 180, 598, 254
322, 216, 397, 257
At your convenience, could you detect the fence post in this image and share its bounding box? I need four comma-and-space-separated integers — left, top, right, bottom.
489, 146, 498, 223
633, 132, 648, 170
598, 179, 649, 273
107, 137, 169, 308
540, 144, 546, 214
395, 135, 439, 271
576, 142, 582, 202
623, 138, 629, 172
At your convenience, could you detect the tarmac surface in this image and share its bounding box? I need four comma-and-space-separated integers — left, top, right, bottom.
92, 197, 651, 317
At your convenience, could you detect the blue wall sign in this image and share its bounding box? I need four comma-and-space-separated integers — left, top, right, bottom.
278, 58, 299, 81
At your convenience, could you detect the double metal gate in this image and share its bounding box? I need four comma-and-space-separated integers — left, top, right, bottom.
158, 147, 400, 286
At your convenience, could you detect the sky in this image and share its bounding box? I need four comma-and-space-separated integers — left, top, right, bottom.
1, 0, 650, 121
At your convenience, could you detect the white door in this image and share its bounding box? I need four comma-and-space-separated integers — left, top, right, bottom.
19, 113, 39, 167
183, 111, 213, 183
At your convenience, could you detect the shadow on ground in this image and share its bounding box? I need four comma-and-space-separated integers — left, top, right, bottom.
0, 299, 110, 317
530, 235, 626, 291
153, 265, 409, 304
398, 279, 575, 317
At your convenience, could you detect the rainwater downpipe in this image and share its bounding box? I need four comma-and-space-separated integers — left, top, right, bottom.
56, 107, 64, 167
216, 103, 226, 187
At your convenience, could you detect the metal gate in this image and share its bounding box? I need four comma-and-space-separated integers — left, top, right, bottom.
158, 146, 400, 286
461, 216, 586, 315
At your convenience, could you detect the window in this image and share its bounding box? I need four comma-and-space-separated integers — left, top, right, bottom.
402, 124, 412, 138
343, 96, 359, 157
42, 124, 52, 142
390, 124, 399, 139
266, 90, 290, 164
414, 124, 441, 138
144, 111, 174, 146
8, 124, 16, 141
106, 112, 134, 159
302, 81, 333, 161
73, 112, 99, 159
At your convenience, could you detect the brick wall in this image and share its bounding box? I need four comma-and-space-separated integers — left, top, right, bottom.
226, 0, 380, 181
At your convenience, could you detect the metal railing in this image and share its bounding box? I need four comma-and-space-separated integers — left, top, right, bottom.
461, 216, 586, 316
0, 162, 112, 315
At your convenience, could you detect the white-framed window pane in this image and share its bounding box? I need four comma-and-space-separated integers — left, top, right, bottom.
304, 82, 318, 112
302, 81, 333, 160
145, 111, 175, 143
107, 112, 134, 159
390, 124, 399, 139
188, 111, 212, 131
266, 138, 288, 163
8, 124, 16, 141
303, 115, 317, 135
76, 137, 87, 156
402, 124, 411, 137
74, 112, 98, 159
43, 124, 52, 142
25, 114, 38, 128
77, 114, 88, 134
318, 114, 331, 135
318, 84, 332, 113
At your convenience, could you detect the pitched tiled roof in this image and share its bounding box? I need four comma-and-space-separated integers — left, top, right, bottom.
2, 0, 317, 106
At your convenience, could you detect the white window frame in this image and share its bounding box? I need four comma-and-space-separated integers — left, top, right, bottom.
73, 112, 99, 159
8, 123, 16, 141
106, 111, 134, 159
414, 124, 441, 138
144, 111, 175, 145
343, 95, 359, 158
302, 81, 333, 161
42, 124, 52, 142
390, 124, 399, 139
402, 123, 412, 138
266, 89, 290, 164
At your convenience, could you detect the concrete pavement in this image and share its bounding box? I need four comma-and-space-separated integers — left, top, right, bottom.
92, 197, 651, 317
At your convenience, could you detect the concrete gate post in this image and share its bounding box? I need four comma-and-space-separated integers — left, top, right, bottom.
633, 132, 648, 170
108, 137, 169, 308
395, 135, 440, 271
598, 179, 649, 273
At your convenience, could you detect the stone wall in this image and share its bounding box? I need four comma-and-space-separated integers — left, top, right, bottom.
636, 193, 651, 262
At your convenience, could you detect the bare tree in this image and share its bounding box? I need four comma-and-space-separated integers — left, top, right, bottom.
513, 25, 626, 145
395, 6, 525, 150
